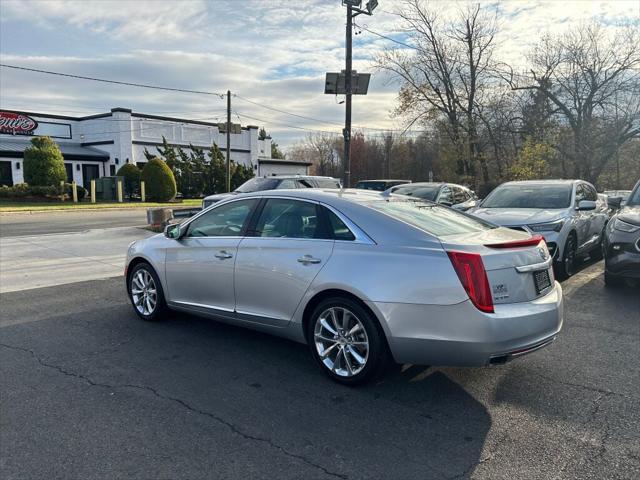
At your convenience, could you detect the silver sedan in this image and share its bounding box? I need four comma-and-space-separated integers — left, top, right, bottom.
125, 189, 563, 385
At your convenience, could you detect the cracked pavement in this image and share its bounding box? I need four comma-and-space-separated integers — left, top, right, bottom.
1, 261, 639, 479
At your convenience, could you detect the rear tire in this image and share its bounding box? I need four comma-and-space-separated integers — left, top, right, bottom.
128, 262, 168, 321
604, 271, 623, 288
306, 297, 389, 386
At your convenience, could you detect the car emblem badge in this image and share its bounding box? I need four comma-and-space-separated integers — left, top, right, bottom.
538, 247, 549, 261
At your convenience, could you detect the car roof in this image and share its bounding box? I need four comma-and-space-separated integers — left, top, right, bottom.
356, 179, 411, 182
267, 175, 337, 180
499, 179, 578, 187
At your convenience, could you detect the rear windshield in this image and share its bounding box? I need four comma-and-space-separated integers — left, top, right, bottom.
482, 185, 572, 209
235, 178, 280, 193
356, 181, 387, 191
315, 178, 342, 188
392, 185, 439, 201
368, 199, 496, 236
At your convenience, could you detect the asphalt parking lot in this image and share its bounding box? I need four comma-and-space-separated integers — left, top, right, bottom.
1, 214, 639, 479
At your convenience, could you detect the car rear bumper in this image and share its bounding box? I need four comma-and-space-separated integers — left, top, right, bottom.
371, 282, 563, 367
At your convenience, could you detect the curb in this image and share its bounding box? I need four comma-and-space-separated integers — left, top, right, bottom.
0, 205, 200, 216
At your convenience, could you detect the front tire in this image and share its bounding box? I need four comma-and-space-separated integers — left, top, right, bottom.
557, 235, 577, 280
128, 262, 167, 321
307, 297, 388, 386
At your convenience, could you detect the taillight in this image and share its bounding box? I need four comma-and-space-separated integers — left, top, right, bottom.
447, 251, 494, 313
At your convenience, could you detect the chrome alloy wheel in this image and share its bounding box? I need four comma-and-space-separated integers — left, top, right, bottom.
314, 306, 369, 377
130, 269, 157, 316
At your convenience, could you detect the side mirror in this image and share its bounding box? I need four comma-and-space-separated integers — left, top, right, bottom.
607, 196, 622, 209
164, 223, 182, 239
577, 200, 596, 211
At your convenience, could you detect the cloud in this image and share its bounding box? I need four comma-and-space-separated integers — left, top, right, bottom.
1, 0, 638, 149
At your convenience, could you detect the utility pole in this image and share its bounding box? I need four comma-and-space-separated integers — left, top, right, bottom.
343, 3, 353, 188
384, 134, 392, 178
226, 90, 231, 192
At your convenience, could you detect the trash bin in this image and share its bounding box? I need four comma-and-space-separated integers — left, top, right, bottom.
147, 207, 174, 232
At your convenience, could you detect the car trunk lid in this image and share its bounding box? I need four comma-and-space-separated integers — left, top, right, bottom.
439, 227, 554, 305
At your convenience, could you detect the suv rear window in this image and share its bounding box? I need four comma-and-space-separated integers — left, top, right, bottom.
368, 199, 496, 236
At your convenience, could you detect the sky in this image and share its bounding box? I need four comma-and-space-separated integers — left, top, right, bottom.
0, 0, 638, 150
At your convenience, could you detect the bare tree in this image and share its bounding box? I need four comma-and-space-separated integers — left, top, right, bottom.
376, 0, 498, 185
507, 23, 640, 184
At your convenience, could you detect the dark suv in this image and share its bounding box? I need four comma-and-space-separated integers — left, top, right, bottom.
384, 182, 478, 211
603, 180, 640, 286
202, 175, 341, 209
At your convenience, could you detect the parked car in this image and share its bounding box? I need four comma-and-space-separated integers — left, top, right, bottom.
202, 175, 341, 209
354, 179, 411, 191
384, 182, 478, 211
604, 190, 632, 207
602, 180, 640, 286
126, 189, 563, 385
470, 180, 608, 279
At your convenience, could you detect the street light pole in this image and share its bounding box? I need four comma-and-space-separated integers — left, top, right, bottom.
343, 3, 353, 188
226, 89, 231, 193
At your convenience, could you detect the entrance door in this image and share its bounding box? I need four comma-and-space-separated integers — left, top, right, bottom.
165, 198, 259, 312
82, 164, 100, 188
234, 198, 334, 326
0, 161, 12, 186
64, 163, 73, 183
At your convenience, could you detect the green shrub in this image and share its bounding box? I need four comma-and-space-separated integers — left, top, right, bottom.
65, 183, 87, 200
23, 136, 66, 186
141, 157, 176, 202
116, 163, 141, 199
0, 183, 59, 198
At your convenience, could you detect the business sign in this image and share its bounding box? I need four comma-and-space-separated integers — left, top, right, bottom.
0, 111, 38, 136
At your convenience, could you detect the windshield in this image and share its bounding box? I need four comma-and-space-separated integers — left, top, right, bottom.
369, 199, 496, 236
235, 178, 280, 193
627, 184, 640, 206
392, 185, 439, 201
482, 185, 572, 209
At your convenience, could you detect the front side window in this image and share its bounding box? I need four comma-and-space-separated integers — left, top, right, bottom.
235, 178, 279, 193
253, 199, 322, 239
187, 199, 257, 237
368, 199, 496, 237
482, 185, 572, 209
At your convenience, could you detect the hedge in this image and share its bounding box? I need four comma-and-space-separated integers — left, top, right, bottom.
0, 182, 87, 200
141, 157, 176, 202
23, 136, 67, 187
116, 163, 141, 199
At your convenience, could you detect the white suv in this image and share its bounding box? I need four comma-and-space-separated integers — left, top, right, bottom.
470, 180, 608, 278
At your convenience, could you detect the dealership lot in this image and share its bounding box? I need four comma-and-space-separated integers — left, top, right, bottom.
0, 214, 638, 479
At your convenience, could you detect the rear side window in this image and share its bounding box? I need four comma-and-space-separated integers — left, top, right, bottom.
369, 200, 496, 237
323, 208, 356, 241
253, 199, 322, 239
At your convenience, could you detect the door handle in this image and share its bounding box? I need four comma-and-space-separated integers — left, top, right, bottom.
214, 250, 233, 260
297, 255, 321, 265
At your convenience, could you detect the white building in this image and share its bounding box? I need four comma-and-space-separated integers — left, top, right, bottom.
0, 108, 310, 187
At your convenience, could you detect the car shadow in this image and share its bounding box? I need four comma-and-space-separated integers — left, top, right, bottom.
129, 312, 493, 479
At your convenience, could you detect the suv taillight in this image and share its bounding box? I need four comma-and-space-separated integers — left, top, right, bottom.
447, 251, 494, 313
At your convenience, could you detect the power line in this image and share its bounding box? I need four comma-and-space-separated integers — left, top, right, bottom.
0, 63, 227, 98
1, 62, 424, 134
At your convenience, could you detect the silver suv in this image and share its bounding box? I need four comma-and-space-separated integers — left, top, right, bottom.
202, 175, 341, 209
470, 180, 608, 278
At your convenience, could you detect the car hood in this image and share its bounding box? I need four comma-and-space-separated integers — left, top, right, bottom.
617, 205, 640, 226
203, 192, 237, 202
470, 208, 566, 226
